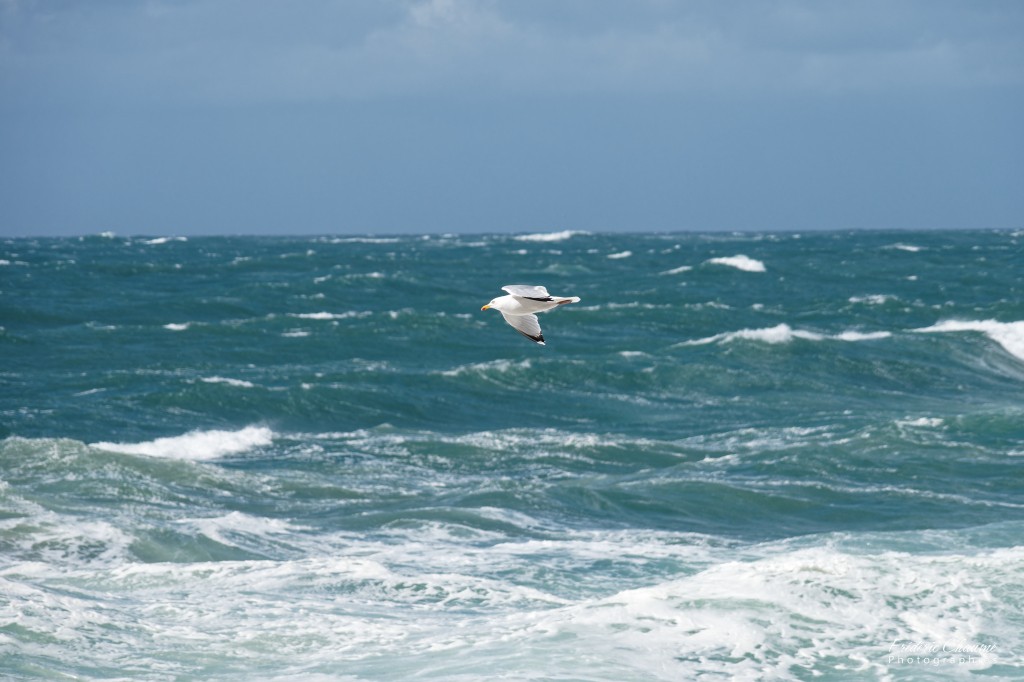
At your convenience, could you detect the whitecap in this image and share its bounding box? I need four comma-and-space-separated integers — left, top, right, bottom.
514, 542, 1014, 679
833, 330, 892, 342
513, 230, 588, 242
163, 322, 191, 331
913, 319, 1024, 363
441, 359, 532, 377
897, 417, 944, 428
0, 513, 135, 568
849, 294, 896, 305
660, 265, 693, 275
323, 236, 401, 244
889, 243, 923, 252
705, 255, 766, 272
700, 301, 732, 310
607, 250, 632, 259
91, 425, 273, 460
143, 237, 187, 245
685, 324, 822, 345
288, 311, 371, 321
686, 324, 891, 346
199, 377, 256, 388
605, 301, 669, 310
386, 308, 416, 320
176, 511, 303, 548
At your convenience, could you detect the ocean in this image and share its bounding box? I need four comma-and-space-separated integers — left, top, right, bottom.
2, 229, 1023, 680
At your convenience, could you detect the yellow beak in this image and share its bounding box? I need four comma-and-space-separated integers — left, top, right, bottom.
481, 304, 490, 311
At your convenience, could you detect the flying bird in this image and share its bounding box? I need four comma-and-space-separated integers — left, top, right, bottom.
481, 284, 580, 345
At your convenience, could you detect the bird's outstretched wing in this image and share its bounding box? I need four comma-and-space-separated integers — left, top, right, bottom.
500, 312, 545, 345
502, 284, 552, 301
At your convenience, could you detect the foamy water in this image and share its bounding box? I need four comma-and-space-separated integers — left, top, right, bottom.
92, 426, 274, 460
705, 254, 767, 272
915, 319, 1024, 362
3, 229, 1023, 680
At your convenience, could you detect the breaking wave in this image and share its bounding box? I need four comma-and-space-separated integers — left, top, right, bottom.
914, 319, 1024, 363
91, 426, 274, 460
705, 254, 766, 272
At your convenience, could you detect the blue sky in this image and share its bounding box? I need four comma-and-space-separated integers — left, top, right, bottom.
1, 0, 1022, 236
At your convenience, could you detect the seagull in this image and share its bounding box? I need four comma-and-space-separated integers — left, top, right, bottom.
481, 284, 580, 345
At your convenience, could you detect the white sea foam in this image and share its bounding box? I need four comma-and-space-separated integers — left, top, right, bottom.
914, 319, 1024, 362
705, 254, 766, 272
3, 500, 1019, 680
143, 237, 187, 245
176, 511, 303, 549
890, 243, 923, 252
288, 311, 371, 321
513, 230, 588, 242
660, 265, 693, 275
686, 324, 822, 345
199, 377, 256, 388
163, 322, 191, 331
897, 417, 944, 428
323, 236, 401, 244
386, 308, 416, 319
91, 426, 273, 460
607, 250, 632, 259
686, 324, 891, 346
441, 359, 532, 377
834, 330, 893, 341
849, 294, 896, 305
527, 543, 1015, 679
0, 509, 135, 568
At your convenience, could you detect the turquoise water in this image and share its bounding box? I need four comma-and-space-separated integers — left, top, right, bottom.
2, 229, 1023, 680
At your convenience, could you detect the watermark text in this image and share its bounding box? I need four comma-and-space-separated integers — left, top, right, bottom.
886, 639, 995, 667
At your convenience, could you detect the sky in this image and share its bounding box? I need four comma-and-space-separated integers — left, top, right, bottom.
1, 0, 1022, 236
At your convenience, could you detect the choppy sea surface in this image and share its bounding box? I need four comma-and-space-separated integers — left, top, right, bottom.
2, 229, 1023, 680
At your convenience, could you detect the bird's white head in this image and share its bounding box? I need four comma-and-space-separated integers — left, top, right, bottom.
481, 297, 500, 311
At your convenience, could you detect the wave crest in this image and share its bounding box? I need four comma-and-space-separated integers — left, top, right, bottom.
914, 319, 1024, 362
705, 255, 766, 272
91, 426, 273, 460
686, 324, 891, 346
513, 230, 588, 243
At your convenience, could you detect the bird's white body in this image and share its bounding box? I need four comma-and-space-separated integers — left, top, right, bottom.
481, 285, 580, 345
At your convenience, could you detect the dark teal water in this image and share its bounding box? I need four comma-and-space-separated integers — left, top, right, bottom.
2, 230, 1023, 680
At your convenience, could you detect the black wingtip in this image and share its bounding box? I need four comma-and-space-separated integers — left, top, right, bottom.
515, 329, 545, 345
